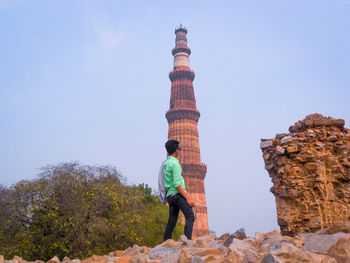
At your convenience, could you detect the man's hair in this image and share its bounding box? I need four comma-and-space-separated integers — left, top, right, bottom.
165, 140, 180, 155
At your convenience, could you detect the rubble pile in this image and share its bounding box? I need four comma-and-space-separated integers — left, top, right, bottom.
261, 114, 350, 236
2, 224, 350, 263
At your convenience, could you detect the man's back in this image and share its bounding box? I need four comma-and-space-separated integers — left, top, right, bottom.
164, 156, 186, 197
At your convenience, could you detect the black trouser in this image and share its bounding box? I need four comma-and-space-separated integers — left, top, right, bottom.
163, 193, 195, 240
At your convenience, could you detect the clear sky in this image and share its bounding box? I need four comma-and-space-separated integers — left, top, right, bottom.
1, 0, 349, 236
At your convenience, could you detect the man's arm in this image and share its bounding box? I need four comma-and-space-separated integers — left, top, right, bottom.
172, 162, 195, 207
176, 185, 195, 207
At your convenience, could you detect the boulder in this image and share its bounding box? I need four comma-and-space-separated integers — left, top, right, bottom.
157, 239, 181, 248
179, 235, 194, 247
81, 256, 108, 263
303, 233, 350, 254
159, 252, 178, 263
189, 257, 204, 263
47, 257, 60, 263
112, 257, 132, 263
62, 258, 71, 263
281, 136, 294, 145
217, 233, 230, 241
178, 247, 222, 263
306, 253, 337, 263
270, 242, 312, 262
261, 140, 274, 149
234, 228, 247, 240
108, 251, 125, 257
148, 247, 180, 260
261, 254, 285, 263
228, 238, 257, 262
124, 245, 151, 256
327, 237, 350, 263
195, 238, 225, 252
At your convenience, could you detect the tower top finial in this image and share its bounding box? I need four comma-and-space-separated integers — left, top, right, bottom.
175, 23, 187, 34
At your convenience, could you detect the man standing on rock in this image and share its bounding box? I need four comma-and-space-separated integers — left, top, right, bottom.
163, 139, 195, 240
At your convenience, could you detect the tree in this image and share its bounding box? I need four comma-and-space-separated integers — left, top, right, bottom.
0, 162, 183, 261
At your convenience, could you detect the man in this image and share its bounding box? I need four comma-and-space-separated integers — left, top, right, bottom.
163, 139, 195, 241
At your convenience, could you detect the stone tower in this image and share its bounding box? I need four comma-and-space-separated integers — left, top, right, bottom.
165, 25, 209, 237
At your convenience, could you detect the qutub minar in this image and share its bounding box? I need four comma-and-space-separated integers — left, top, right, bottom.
165, 25, 209, 237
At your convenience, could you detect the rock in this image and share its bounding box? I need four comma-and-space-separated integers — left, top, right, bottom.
307, 253, 337, 263
270, 242, 312, 262
228, 238, 257, 262
256, 230, 282, 245
316, 221, 350, 235
328, 135, 338, 142
288, 114, 345, 133
244, 237, 258, 249
62, 258, 71, 263
124, 245, 150, 256
129, 255, 146, 263
47, 257, 60, 263
286, 144, 299, 153
178, 247, 222, 263
261, 114, 350, 236
201, 233, 216, 240
12, 256, 24, 263
261, 140, 274, 149
276, 145, 285, 154
281, 136, 294, 145
189, 257, 204, 263
315, 142, 325, 148
303, 233, 350, 254
81, 256, 108, 263
259, 237, 284, 254
148, 247, 180, 260
179, 235, 194, 247
222, 228, 247, 247
223, 234, 235, 247
326, 236, 350, 263
233, 228, 247, 240
194, 238, 225, 252
217, 233, 230, 241
261, 254, 285, 263
242, 252, 260, 263
108, 251, 125, 257
0, 256, 3, 263
159, 252, 178, 263
113, 257, 132, 263
158, 239, 181, 248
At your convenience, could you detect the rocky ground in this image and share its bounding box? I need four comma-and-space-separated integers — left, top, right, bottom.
3, 222, 350, 263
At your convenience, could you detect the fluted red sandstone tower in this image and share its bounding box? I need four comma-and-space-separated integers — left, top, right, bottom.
165, 26, 209, 237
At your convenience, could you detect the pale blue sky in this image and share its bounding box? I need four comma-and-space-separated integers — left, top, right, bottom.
1, 0, 349, 236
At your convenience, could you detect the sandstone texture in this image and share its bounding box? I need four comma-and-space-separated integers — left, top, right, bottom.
260, 114, 350, 236
3, 224, 350, 263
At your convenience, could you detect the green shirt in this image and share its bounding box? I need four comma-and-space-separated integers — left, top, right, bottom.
164, 156, 187, 197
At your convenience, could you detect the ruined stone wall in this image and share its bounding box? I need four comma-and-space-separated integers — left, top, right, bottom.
260, 114, 350, 236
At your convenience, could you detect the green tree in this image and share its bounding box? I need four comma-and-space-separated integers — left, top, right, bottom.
0, 163, 183, 261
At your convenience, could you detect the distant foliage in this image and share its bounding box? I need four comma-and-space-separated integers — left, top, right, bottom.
0, 162, 183, 261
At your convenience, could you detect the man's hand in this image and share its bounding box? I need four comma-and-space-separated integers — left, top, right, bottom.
176, 185, 195, 207
186, 196, 195, 207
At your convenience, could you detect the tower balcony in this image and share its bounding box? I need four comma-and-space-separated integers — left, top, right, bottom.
169, 67, 195, 81
165, 109, 200, 123
172, 45, 191, 56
